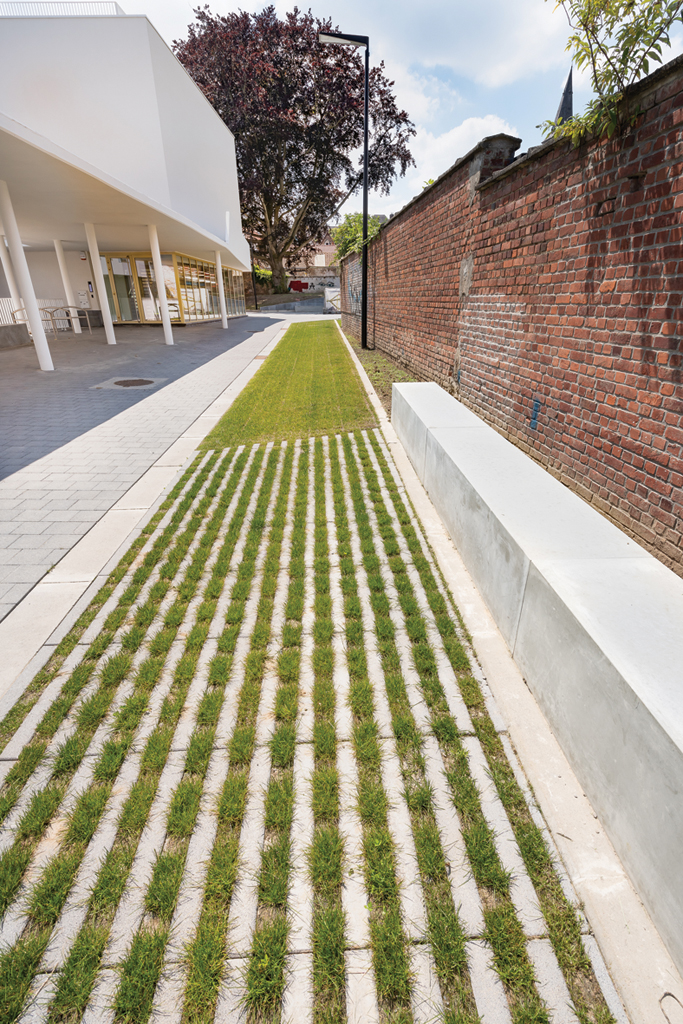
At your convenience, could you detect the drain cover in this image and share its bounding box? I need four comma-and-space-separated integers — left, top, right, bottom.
90, 376, 168, 391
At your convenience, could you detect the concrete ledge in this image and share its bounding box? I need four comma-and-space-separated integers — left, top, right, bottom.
0, 323, 31, 349
392, 381, 683, 978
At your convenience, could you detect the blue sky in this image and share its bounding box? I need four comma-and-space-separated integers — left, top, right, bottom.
130, 0, 682, 218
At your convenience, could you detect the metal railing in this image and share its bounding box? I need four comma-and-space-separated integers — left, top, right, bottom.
0, 2, 124, 16
0, 297, 64, 327
0, 298, 93, 335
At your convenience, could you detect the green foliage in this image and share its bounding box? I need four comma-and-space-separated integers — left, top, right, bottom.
331, 212, 383, 262
541, 0, 683, 143
253, 265, 272, 286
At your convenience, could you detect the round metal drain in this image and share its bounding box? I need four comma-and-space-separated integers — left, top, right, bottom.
114, 378, 154, 388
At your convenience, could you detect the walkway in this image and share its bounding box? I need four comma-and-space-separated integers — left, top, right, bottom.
0, 315, 322, 620
0, 430, 624, 1024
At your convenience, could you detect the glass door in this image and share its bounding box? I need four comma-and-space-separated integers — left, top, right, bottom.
100, 257, 118, 321
109, 257, 140, 321
135, 256, 182, 322
134, 257, 160, 322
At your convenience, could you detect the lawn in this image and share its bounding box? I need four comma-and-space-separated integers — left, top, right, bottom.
200, 319, 376, 448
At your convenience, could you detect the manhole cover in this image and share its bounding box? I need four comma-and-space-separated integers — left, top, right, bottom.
91, 376, 168, 391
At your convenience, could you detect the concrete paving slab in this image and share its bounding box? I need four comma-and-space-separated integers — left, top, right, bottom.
0, 581, 86, 701
46, 509, 144, 584
112, 466, 179, 511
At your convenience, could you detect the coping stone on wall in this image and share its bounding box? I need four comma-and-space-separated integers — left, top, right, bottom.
392, 380, 683, 979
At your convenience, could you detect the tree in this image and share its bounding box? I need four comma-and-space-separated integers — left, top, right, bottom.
541, 0, 683, 144
174, 6, 415, 291
331, 212, 383, 262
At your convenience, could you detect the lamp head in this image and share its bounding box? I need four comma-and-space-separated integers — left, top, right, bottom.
318, 30, 368, 48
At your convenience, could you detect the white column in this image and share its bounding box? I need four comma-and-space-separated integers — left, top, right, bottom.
0, 180, 54, 371
0, 235, 23, 317
148, 224, 173, 346
215, 250, 228, 329
84, 221, 116, 345
53, 238, 81, 334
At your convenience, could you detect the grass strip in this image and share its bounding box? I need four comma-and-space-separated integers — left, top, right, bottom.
117, 444, 294, 1024
0, 452, 209, 753
347, 431, 548, 1024
334, 435, 479, 1021
181, 444, 295, 1024
0, 448, 259, 1024
330, 436, 413, 1022
365, 431, 616, 1024
243, 444, 304, 1019
0, 449, 232, 835
200, 321, 376, 448
308, 438, 346, 1024
36, 446, 269, 1024
0, 450, 242, 930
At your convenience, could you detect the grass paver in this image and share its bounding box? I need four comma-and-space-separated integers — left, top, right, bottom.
0, 323, 622, 1024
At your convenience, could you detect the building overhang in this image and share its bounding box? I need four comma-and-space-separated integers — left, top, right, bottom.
0, 112, 250, 271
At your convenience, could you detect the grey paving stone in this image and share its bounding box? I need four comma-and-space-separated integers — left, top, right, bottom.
0, 561, 46, 578
527, 939, 580, 1024
467, 940, 513, 1023
8, 535, 54, 550
345, 949, 379, 1024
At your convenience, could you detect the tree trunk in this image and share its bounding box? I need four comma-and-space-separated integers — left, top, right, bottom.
269, 254, 288, 293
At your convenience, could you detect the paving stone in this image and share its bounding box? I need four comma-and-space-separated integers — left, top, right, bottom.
527, 939, 580, 1024
467, 940, 513, 1023
281, 953, 313, 1024
409, 944, 444, 1024
345, 949, 379, 1024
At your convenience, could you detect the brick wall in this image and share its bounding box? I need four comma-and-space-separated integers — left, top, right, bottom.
342, 56, 683, 575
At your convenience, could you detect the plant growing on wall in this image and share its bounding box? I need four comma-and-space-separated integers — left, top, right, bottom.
541, 0, 683, 143
175, 7, 414, 292
331, 212, 383, 262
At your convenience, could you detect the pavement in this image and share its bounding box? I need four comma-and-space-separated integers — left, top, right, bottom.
0, 315, 679, 1024
0, 314, 322, 621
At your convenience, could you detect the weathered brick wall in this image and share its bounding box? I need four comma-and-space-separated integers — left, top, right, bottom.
342, 57, 683, 574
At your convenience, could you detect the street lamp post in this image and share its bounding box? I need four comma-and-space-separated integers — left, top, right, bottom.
319, 30, 370, 349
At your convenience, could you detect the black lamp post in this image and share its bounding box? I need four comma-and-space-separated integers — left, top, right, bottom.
318, 30, 370, 349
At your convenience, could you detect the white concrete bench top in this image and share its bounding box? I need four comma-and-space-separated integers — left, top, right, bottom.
394, 381, 683, 749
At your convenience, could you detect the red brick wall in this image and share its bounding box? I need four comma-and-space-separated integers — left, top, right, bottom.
342, 58, 683, 575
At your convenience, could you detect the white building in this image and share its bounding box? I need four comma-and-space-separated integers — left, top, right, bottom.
0, 1, 251, 370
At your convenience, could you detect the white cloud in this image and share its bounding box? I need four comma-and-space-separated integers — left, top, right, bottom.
341, 113, 518, 218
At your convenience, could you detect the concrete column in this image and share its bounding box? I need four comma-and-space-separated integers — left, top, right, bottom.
84, 222, 116, 345
215, 250, 228, 329
148, 224, 173, 346
0, 235, 23, 317
0, 180, 54, 371
53, 239, 81, 334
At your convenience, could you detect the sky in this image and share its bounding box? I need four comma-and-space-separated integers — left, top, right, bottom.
126, 0, 682, 220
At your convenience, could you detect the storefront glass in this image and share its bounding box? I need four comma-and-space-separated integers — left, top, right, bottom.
100, 252, 246, 323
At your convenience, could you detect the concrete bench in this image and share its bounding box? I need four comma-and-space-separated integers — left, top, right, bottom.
392, 380, 683, 976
